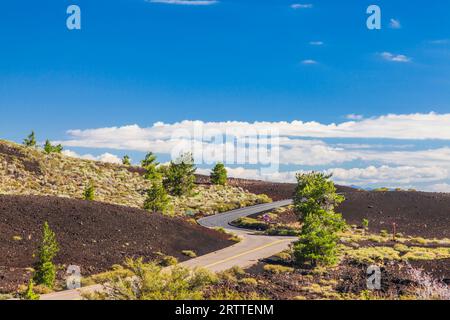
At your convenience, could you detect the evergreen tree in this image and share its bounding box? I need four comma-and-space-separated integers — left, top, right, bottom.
43, 140, 63, 154
144, 183, 170, 213
122, 155, 131, 166
22, 280, 40, 300
23, 131, 37, 147
293, 172, 346, 266
141, 152, 161, 181
210, 163, 227, 186
34, 222, 59, 288
83, 181, 95, 201
163, 152, 196, 196
293, 172, 344, 221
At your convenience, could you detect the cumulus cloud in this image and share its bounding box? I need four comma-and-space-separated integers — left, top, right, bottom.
62, 150, 122, 164
380, 52, 411, 63
147, 0, 218, 5
389, 19, 401, 29
328, 165, 449, 185
425, 183, 450, 193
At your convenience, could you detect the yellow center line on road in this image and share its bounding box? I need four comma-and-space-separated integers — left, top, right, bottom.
203, 239, 292, 269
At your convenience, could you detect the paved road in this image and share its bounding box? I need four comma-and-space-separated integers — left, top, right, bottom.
40, 200, 294, 300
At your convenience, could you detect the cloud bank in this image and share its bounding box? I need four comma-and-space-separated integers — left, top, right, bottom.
56, 112, 450, 191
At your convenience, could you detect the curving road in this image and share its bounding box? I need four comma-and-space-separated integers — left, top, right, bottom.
39, 200, 294, 300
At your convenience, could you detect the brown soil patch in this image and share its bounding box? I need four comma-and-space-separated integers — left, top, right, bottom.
338, 191, 450, 239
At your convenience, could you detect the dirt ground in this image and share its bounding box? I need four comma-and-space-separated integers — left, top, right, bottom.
0, 195, 232, 293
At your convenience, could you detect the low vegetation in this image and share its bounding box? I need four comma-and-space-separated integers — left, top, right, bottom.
0, 140, 270, 215
84, 259, 265, 300
181, 250, 197, 258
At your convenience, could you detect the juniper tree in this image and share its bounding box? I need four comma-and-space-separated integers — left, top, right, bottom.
210, 163, 227, 186
33, 222, 59, 288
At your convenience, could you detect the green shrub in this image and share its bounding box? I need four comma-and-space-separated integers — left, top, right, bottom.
263, 264, 294, 274
85, 258, 216, 300
239, 277, 258, 286
122, 155, 131, 166
33, 222, 59, 288
210, 163, 227, 185
182, 250, 197, 258
266, 227, 300, 236
83, 181, 95, 201
380, 230, 389, 237
157, 254, 178, 267
23, 131, 37, 147
22, 280, 40, 300
374, 187, 390, 192
362, 219, 369, 229
43, 140, 63, 154
233, 217, 268, 230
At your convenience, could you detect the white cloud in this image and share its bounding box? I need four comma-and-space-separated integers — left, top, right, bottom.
62, 150, 122, 164
328, 165, 449, 185
291, 4, 313, 9
389, 19, 401, 29
55, 113, 450, 190
425, 183, 450, 193
309, 41, 324, 46
301, 59, 318, 65
198, 165, 450, 192
380, 52, 411, 63
58, 113, 450, 150
147, 0, 218, 5
346, 114, 364, 120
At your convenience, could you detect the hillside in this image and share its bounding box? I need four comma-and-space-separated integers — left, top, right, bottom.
0, 195, 234, 293
0, 140, 270, 215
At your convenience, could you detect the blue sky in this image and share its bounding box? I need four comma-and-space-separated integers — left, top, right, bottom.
1, 1, 450, 191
